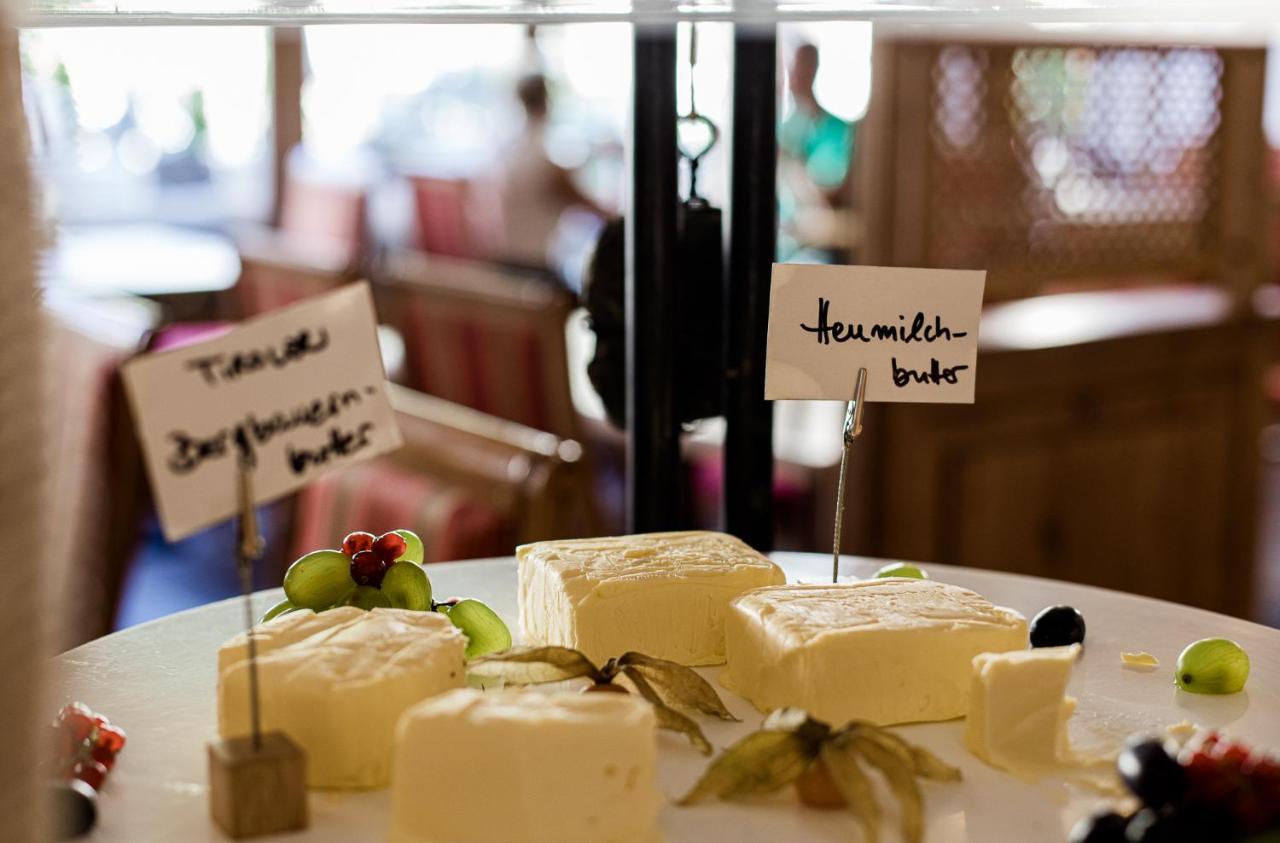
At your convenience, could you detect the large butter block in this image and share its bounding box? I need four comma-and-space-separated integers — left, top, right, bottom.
390, 689, 662, 843
721, 579, 1028, 726
218, 607, 467, 789
518, 531, 784, 666
965, 644, 1081, 778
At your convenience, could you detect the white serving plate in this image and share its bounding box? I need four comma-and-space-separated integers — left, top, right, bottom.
50, 553, 1279, 842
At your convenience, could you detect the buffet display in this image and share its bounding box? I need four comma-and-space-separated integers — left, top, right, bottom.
59, 528, 1267, 842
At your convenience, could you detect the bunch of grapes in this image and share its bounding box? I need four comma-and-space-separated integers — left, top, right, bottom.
266, 529, 431, 617
266, 528, 512, 658
1071, 732, 1280, 843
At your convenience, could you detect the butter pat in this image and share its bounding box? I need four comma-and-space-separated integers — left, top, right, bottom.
518, 531, 784, 665
965, 644, 1081, 778
721, 579, 1027, 725
218, 607, 467, 789
390, 689, 662, 843
1121, 651, 1160, 671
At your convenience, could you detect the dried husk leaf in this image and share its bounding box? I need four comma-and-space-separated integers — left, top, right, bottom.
623, 666, 714, 754
821, 739, 882, 843
857, 726, 962, 783
851, 733, 924, 843
677, 730, 815, 806
617, 652, 738, 721
467, 645, 602, 685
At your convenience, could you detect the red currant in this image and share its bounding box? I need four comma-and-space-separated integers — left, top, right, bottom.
342, 531, 375, 556
90, 744, 116, 770
96, 725, 126, 754
350, 550, 388, 587
372, 532, 406, 562
1213, 742, 1251, 766
62, 711, 96, 745
72, 760, 108, 791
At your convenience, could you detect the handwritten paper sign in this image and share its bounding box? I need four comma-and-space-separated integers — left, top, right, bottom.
765, 264, 986, 403
123, 283, 403, 541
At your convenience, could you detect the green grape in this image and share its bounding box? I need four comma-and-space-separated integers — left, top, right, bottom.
343, 585, 392, 611
393, 529, 425, 565
283, 550, 355, 609
873, 562, 929, 580
381, 561, 432, 610
445, 599, 512, 658
260, 598, 296, 623
1175, 638, 1249, 694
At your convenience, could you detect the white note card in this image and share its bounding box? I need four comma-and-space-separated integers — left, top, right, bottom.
764, 263, 986, 403
122, 282, 403, 541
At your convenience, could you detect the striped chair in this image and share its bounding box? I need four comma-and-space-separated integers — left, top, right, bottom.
289, 459, 512, 565
278, 177, 368, 259
408, 176, 481, 260
289, 384, 597, 563
377, 250, 580, 441
45, 292, 159, 645
231, 225, 356, 318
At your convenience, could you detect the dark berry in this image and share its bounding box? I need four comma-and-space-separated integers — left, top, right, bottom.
373, 532, 407, 562
1030, 605, 1087, 647
1069, 810, 1129, 843
1119, 738, 1186, 808
350, 550, 388, 587
341, 531, 376, 556
1124, 808, 1181, 842
50, 780, 97, 839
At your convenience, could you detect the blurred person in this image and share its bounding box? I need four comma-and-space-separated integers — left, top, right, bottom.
778, 42, 855, 262
491, 73, 611, 284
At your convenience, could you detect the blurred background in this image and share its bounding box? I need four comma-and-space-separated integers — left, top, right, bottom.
19, 19, 1280, 646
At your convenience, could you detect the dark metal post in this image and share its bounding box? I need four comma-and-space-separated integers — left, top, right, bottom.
626, 25, 681, 533
723, 25, 777, 550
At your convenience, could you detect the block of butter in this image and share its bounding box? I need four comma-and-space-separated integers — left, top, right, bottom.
518, 531, 785, 666
390, 688, 662, 843
218, 607, 467, 789
965, 644, 1081, 778
721, 579, 1028, 726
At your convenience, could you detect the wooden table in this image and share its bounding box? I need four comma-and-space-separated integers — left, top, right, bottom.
52, 553, 1280, 842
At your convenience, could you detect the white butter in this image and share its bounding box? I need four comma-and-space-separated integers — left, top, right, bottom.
964, 644, 1081, 778
518, 531, 784, 666
721, 579, 1028, 726
390, 689, 662, 843
217, 607, 467, 789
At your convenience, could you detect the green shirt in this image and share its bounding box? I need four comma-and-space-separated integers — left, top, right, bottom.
779, 107, 853, 190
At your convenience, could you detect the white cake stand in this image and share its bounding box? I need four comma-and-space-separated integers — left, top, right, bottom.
51, 554, 1280, 842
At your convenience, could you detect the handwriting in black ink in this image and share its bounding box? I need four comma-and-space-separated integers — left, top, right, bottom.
186, 327, 331, 386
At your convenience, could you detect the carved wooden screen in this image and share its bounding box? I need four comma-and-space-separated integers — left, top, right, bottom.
859, 39, 1267, 304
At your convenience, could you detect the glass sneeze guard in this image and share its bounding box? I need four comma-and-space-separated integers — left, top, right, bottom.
22, 0, 1280, 26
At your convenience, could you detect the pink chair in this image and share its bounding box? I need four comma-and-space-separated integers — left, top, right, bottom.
408, 176, 481, 260
378, 250, 579, 440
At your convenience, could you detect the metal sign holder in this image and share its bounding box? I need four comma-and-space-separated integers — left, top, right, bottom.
206, 460, 308, 839
831, 368, 868, 584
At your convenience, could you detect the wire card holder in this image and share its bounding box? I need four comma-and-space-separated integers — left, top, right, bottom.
831, 367, 868, 584
207, 460, 309, 840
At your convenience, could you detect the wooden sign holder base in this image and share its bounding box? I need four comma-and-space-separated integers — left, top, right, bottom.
208, 732, 307, 839
208, 462, 308, 839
